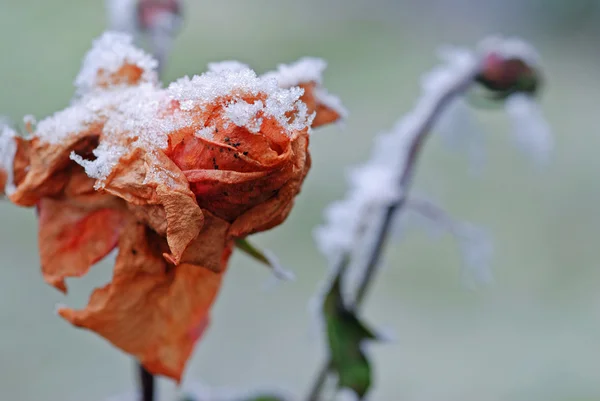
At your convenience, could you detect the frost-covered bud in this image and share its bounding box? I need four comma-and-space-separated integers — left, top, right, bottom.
137, 0, 182, 33
476, 52, 541, 99
137, 0, 183, 73
106, 0, 183, 75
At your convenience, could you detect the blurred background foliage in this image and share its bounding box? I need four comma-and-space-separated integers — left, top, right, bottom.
1, 0, 600, 400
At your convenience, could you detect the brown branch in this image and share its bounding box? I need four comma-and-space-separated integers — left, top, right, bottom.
138, 363, 155, 401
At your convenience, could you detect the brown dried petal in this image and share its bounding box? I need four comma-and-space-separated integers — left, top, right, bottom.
58, 212, 231, 381
38, 196, 126, 292
103, 148, 204, 264
299, 82, 344, 128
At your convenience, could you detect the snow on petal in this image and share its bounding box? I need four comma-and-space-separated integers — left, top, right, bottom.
263, 57, 327, 88
75, 31, 158, 93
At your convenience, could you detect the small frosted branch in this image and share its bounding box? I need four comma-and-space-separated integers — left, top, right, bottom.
505, 93, 553, 167
406, 197, 494, 286
309, 35, 547, 400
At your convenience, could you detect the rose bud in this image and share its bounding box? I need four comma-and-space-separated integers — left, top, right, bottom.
475, 52, 541, 99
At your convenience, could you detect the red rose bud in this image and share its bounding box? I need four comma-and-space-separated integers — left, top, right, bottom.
137, 0, 183, 74
476, 52, 540, 99
137, 0, 182, 32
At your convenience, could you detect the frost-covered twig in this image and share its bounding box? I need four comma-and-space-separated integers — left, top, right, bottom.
406, 197, 493, 286
309, 36, 548, 400
308, 49, 479, 401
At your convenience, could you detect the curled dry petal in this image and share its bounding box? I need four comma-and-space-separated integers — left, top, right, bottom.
0, 32, 345, 380
102, 148, 204, 264
59, 212, 231, 381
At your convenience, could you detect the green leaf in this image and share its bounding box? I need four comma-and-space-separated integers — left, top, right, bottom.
323, 265, 378, 399
235, 238, 295, 281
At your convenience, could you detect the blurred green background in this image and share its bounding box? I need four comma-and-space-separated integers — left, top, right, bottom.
1, 0, 600, 400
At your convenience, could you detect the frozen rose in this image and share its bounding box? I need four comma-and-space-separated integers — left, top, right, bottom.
0, 32, 345, 381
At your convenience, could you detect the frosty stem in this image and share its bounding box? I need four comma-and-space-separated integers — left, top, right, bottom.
307, 61, 481, 401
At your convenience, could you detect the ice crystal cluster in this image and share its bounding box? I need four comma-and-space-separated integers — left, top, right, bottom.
12, 32, 345, 189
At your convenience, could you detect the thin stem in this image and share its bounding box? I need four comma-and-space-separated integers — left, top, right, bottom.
306, 64, 481, 401
138, 363, 155, 401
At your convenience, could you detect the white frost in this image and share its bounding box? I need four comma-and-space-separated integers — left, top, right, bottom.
314, 44, 479, 300
263, 57, 327, 88
505, 93, 553, 166
74, 32, 158, 94
195, 126, 216, 140
404, 197, 494, 287
0, 123, 17, 195
436, 98, 487, 173
168, 68, 313, 135
314, 87, 349, 120
224, 99, 265, 134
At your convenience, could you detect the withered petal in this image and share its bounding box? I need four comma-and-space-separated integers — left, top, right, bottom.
58, 215, 232, 381
38, 197, 126, 292
10, 132, 101, 206
298, 82, 344, 128
104, 148, 204, 264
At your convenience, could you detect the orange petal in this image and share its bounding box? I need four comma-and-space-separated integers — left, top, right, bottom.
104, 148, 204, 264
10, 131, 101, 206
59, 212, 232, 381
229, 136, 311, 237
299, 82, 345, 128
38, 197, 126, 292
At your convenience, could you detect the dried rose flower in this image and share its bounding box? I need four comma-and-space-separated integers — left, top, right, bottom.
0, 32, 345, 381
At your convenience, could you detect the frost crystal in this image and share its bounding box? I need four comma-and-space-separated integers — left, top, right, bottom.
315, 87, 349, 120
168, 67, 312, 135
28, 32, 324, 186
74, 31, 158, 94
436, 98, 486, 173
194, 126, 215, 140
405, 197, 494, 287
0, 123, 17, 195
505, 93, 553, 166
263, 57, 327, 88
314, 45, 478, 297
224, 100, 264, 133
